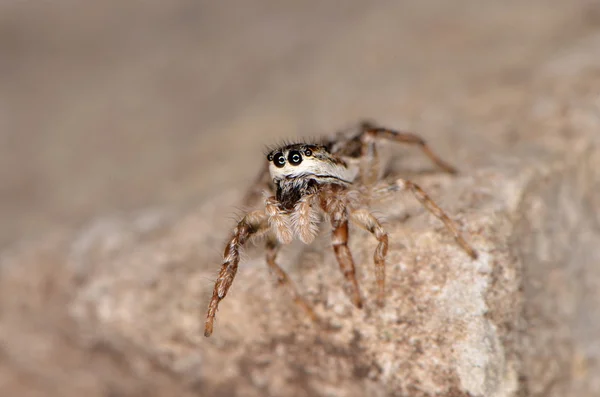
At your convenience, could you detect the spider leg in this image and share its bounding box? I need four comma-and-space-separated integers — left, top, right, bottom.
376, 178, 478, 259
204, 210, 268, 337
330, 214, 363, 308
265, 238, 319, 324
358, 124, 381, 186
359, 121, 458, 180
349, 209, 389, 306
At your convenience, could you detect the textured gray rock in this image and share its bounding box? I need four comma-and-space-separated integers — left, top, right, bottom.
59, 129, 598, 397
3, 97, 600, 396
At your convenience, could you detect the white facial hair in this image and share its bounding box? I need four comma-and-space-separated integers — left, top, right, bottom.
269, 155, 358, 183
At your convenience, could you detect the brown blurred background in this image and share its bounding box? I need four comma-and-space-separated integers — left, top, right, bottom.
2, 0, 599, 249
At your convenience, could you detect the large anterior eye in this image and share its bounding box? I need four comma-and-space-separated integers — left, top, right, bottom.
288, 150, 302, 166
273, 152, 286, 168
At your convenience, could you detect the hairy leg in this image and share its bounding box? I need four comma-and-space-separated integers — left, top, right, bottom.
359, 127, 380, 186
359, 121, 458, 182
349, 209, 389, 306
376, 178, 478, 259
330, 216, 363, 308
205, 210, 268, 337
265, 239, 318, 323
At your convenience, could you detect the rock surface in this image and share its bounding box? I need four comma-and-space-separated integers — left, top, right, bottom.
2, 1, 600, 397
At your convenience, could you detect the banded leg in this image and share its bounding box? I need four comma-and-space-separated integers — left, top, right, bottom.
360, 120, 458, 177
377, 178, 478, 259
265, 239, 318, 323
205, 210, 268, 337
359, 126, 380, 186
350, 209, 389, 306
330, 215, 363, 308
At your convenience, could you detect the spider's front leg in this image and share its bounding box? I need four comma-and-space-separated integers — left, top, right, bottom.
205, 210, 268, 337
323, 190, 365, 309
330, 215, 364, 308
377, 178, 478, 259
349, 209, 389, 306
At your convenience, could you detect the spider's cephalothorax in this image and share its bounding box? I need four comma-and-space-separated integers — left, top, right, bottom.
267, 143, 357, 211
204, 121, 478, 337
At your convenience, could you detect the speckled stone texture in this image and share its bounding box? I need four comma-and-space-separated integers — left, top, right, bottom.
1, 2, 600, 397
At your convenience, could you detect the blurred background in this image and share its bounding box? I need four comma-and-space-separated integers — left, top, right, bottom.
2, 0, 599, 249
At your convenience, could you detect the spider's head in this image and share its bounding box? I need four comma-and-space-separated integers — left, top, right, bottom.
266, 143, 356, 184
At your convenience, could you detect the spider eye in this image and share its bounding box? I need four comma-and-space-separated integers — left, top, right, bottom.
304, 149, 312, 157
273, 152, 286, 168
267, 153, 274, 161
288, 150, 302, 166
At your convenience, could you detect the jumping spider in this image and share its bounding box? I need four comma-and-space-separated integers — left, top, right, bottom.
204, 121, 478, 337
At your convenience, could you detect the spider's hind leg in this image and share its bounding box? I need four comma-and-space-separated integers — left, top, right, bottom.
376, 178, 478, 259
357, 121, 458, 184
